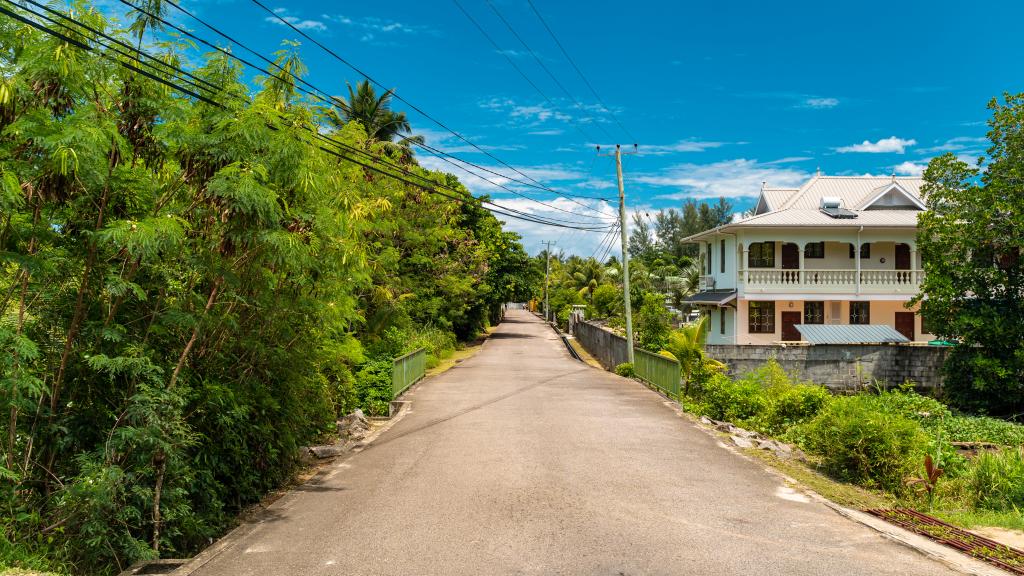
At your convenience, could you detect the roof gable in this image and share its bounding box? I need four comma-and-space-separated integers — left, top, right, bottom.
858, 182, 926, 210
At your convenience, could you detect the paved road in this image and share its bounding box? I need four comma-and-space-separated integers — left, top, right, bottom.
190, 310, 957, 576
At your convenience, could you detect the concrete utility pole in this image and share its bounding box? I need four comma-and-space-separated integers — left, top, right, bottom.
541, 240, 556, 322
600, 144, 638, 363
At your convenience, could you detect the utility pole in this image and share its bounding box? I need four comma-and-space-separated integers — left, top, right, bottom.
541, 240, 556, 322
599, 144, 638, 362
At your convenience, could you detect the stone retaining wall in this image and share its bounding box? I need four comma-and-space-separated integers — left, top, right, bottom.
705, 344, 950, 390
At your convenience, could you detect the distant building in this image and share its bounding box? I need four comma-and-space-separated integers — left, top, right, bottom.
682, 174, 932, 345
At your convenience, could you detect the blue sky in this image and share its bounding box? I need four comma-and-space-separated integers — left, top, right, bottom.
118, 0, 1023, 255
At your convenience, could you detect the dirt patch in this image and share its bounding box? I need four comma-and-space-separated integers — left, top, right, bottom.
975, 527, 1024, 551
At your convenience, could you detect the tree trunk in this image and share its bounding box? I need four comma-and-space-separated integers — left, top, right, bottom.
168, 277, 221, 389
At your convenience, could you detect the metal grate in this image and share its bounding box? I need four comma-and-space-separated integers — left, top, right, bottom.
867, 508, 1024, 574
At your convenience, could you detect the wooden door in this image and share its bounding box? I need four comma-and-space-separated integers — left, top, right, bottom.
781, 243, 799, 269
895, 243, 911, 269
895, 312, 915, 340
781, 311, 802, 341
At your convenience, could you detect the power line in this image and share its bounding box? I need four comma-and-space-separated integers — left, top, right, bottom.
525, 0, 637, 143
248, 0, 574, 199
115, 0, 613, 223
451, 0, 596, 144
3, 2, 613, 232
483, 0, 614, 141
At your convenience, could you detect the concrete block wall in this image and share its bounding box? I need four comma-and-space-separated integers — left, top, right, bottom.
704, 344, 950, 391
574, 321, 629, 371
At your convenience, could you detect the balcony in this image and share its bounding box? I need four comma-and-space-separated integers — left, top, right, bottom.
742, 268, 923, 294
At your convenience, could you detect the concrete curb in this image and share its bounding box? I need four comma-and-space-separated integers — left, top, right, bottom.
166, 400, 415, 576
687, 417, 1009, 576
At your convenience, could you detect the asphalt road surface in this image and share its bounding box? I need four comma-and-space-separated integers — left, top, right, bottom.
190, 309, 957, 576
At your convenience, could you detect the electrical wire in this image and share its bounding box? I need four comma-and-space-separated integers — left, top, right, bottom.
119, 0, 612, 222
1, 2, 614, 232
451, 0, 596, 144
525, 0, 637, 144
483, 0, 613, 141
248, 0, 574, 198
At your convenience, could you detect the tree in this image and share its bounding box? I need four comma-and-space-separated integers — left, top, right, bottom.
660, 317, 723, 396
635, 293, 672, 351
914, 93, 1024, 416
326, 80, 423, 158
628, 213, 657, 266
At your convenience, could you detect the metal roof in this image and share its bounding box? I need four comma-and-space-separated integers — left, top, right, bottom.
683, 290, 737, 306
681, 175, 926, 243
795, 324, 910, 345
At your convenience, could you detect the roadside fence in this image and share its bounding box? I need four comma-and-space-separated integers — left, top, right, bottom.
392, 348, 426, 399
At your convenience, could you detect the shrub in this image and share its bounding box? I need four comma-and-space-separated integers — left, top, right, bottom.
354, 360, 394, 416
614, 363, 635, 377
692, 360, 830, 436
591, 284, 621, 318
968, 447, 1024, 511
802, 395, 927, 491
635, 293, 672, 351
940, 415, 1024, 446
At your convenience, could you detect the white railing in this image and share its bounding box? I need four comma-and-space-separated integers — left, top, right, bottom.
699, 275, 716, 290
741, 268, 923, 293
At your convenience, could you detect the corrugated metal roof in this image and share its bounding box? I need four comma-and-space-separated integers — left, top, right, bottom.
795, 324, 910, 344
683, 290, 736, 306
761, 188, 798, 211
734, 209, 919, 227
780, 176, 924, 210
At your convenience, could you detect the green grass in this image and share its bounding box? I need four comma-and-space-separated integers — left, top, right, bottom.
745, 448, 895, 510
933, 509, 1024, 532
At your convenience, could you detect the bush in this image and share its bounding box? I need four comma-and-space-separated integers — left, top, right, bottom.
802, 395, 927, 491
591, 284, 621, 318
940, 415, 1024, 446
635, 293, 672, 351
966, 446, 1024, 508
614, 363, 635, 377
691, 360, 830, 437
968, 447, 1024, 511
354, 360, 394, 416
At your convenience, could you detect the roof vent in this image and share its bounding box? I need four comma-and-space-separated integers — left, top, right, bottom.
819, 196, 858, 219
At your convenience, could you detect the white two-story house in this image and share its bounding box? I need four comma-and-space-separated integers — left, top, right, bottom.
683, 174, 935, 345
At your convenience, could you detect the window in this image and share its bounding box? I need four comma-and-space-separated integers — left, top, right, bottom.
748, 242, 775, 268
849, 301, 870, 325
804, 301, 825, 324
805, 242, 825, 259
706, 243, 712, 274
720, 308, 726, 335
748, 301, 775, 334
849, 243, 871, 259
720, 239, 726, 273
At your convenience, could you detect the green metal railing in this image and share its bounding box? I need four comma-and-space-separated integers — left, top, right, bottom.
392, 348, 426, 399
634, 348, 681, 398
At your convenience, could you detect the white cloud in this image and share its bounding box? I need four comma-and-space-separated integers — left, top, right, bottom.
265, 14, 327, 31
636, 140, 727, 155
802, 97, 839, 109
918, 136, 987, 154
892, 161, 927, 176
483, 197, 618, 258
633, 159, 810, 200
575, 179, 615, 190
836, 136, 917, 154
528, 129, 564, 136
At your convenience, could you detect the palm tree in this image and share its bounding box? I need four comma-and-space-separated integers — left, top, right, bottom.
659, 316, 724, 397
327, 80, 423, 159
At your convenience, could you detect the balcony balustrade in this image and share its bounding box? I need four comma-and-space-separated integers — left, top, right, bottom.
740, 268, 923, 293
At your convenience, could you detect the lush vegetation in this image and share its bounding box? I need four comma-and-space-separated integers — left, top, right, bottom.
686, 360, 1024, 526
916, 93, 1024, 417
0, 6, 537, 574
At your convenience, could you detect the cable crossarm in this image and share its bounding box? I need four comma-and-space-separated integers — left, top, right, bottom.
115, 0, 611, 222
524, 0, 636, 143
247, 0, 570, 198
0, 2, 614, 232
